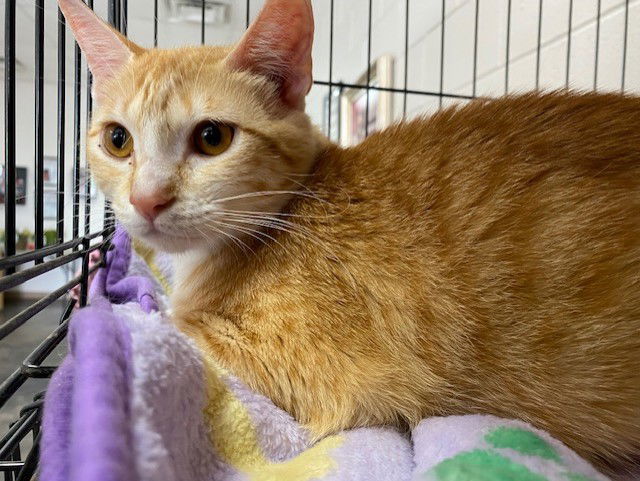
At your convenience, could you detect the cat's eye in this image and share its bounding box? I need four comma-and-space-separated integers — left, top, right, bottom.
193, 121, 234, 156
103, 124, 134, 158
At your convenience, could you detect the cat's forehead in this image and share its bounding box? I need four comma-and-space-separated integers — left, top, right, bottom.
134, 46, 231, 79
101, 46, 232, 116
97, 45, 272, 128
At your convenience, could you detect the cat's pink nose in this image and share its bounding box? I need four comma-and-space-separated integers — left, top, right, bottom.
130, 190, 175, 222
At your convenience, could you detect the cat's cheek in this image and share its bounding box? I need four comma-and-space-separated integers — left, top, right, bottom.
88, 154, 132, 205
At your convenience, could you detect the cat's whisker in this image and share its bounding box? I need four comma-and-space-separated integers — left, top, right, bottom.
14, 182, 99, 227
214, 208, 332, 220
214, 212, 362, 297
218, 200, 356, 221
202, 221, 256, 259
15, 177, 93, 202
211, 189, 335, 220
217, 211, 320, 238
217, 214, 320, 246
43, 197, 107, 232
191, 224, 241, 261
215, 218, 291, 254
221, 220, 321, 258
285, 172, 316, 178
198, 225, 243, 263
219, 208, 323, 237
216, 213, 332, 258
219, 228, 256, 260
100, 230, 117, 245
193, 47, 218, 93
283, 175, 322, 198
207, 219, 278, 255
212, 190, 332, 206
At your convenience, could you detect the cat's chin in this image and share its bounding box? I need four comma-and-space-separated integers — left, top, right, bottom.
141, 232, 205, 254
122, 220, 226, 255
126, 227, 203, 254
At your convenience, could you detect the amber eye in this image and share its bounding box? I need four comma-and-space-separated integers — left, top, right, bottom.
193, 121, 234, 156
103, 124, 133, 158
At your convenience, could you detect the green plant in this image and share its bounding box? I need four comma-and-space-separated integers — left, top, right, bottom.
16, 229, 34, 251
44, 230, 57, 246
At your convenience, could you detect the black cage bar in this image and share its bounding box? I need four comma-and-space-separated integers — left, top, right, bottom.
0, 0, 635, 478
0, 0, 118, 477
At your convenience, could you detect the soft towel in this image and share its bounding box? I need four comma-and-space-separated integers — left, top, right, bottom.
40, 227, 610, 481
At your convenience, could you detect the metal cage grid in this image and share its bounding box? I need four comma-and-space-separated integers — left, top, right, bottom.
0, 0, 634, 478
0, 1, 121, 477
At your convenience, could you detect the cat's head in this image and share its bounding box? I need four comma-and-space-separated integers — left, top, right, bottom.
59, 0, 326, 253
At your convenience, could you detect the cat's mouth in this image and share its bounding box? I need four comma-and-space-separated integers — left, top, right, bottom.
124, 207, 225, 253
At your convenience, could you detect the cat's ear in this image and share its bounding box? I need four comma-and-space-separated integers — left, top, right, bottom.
226, 0, 314, 110
58, 0, 144, 101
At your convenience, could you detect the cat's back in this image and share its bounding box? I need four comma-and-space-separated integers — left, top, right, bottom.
336, 91, 640, 190
324, 91, 640, 327
318, 91, 640, 267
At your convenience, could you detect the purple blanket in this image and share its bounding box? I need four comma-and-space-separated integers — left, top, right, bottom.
40, 227, 611, 481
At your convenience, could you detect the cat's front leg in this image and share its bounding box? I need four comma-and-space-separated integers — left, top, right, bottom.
173, 310, 403, 441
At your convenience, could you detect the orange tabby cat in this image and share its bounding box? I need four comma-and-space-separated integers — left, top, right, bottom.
60, 0, 640, 476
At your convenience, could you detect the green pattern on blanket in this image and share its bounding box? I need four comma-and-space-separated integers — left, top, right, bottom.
423, 426, 604, 481
563, 474, 599, 481
485, 427, 561, 462
428, 450, 548, 481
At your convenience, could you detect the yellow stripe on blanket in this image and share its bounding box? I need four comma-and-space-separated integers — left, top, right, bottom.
132, 239, 172, 295
203, 357, 343, 481
132, 240, 341, 478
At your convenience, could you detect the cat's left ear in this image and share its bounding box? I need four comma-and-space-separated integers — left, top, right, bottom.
58, 0, 144, 101
225, 0, 314, 110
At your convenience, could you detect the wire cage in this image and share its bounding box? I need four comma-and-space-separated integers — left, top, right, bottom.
0, 0, 638, 478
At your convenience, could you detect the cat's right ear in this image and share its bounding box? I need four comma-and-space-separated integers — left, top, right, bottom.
58, 0, 144, 102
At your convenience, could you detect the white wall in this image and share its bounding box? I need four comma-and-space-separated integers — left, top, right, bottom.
306, 0, 640, 125
0, 77, 102, 294
0, 79, 105, 237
